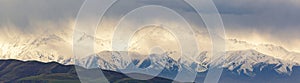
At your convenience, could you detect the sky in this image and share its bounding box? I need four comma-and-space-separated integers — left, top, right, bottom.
0, 0, 299, 52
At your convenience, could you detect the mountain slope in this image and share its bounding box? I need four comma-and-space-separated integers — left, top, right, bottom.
0, 59, 175, 83
0, 33, 73, 64
77, 49, 299, 78
227, 39, 300, 63
0, 59, 77, 82
1, 59, 300, 83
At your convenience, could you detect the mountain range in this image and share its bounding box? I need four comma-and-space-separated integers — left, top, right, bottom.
77, 49, 299, 81
1, 28, 300, 82
1, 59, 300, 83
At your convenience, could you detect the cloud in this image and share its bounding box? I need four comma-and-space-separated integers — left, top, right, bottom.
0, 0, 298, 52
0, 0, 83, 33
210, 0, 300, 51
213, 0, 300, 38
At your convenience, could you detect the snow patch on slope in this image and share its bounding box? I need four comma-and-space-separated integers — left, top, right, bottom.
76, 49, 299, 76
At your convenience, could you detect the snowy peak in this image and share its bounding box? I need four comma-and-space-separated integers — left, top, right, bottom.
76, 49, 299, 77
227, 38, 300, 63
221, 50, 297, 75
1, 28, 300, 77
0, 32, 73, 64
76, 51, 179, 70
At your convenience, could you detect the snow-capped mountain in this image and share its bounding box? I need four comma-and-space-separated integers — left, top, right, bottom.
227, 39, 300, 63
76, 51, 180, 70
0, 28, 75, 64
76, 49, 299, 77
1, 27, 300, 77
222, 50, 298, 75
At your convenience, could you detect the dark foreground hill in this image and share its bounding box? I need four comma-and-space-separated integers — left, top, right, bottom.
1, 59, 300, 83
0, 59, 173, 83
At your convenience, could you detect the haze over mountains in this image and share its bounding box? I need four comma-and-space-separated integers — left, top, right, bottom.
0, 25, 299, 79
1, 0, 300, 82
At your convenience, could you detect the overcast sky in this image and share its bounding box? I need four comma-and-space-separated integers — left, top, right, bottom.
0, 0, 299, 51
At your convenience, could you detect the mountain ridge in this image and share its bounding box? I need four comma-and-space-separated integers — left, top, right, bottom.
77, 49, 298, 77
0, 59, 176, 83
1, 59, 300, 83
1, 30, 300, 80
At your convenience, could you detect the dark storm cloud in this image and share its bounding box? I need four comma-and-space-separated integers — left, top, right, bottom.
136, 0, 300, 32
0, 0, 299, 43
135, 0, 300, 51
213, 0, 300, 39
0, 0, 84, 31
135, 0, 300, 41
